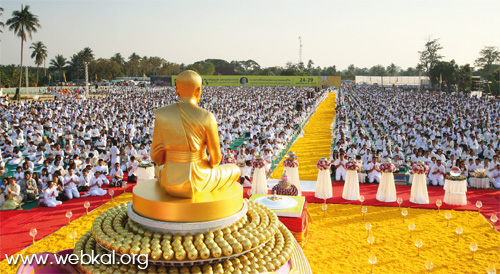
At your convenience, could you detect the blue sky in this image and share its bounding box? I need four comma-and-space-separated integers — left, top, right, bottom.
1, 0, 499, 70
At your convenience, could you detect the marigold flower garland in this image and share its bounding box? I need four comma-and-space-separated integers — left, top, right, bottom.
272, 92, 336, 180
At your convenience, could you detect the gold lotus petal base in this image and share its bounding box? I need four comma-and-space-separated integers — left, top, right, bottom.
132, 179, 243, 222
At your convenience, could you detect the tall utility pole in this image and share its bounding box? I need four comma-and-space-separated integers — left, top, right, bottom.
298, 36, 302, 65
26, 67, 29, 88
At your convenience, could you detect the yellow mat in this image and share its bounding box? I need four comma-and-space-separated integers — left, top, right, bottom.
271, 92, 336, 180
303, 203, 500, 274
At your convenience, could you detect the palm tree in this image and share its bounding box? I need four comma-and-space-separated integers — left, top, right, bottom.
111, 53, 125, 66
69, 52, 83, 80
129, 52, 141, 62
80, 47, 94, 63
30, 41, 47, 85
6, 5, 41, 99
49, 54, 68, 82
0, 7, 5, 38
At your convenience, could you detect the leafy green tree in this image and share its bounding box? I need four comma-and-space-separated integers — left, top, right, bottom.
200, 62, 215, 75
456, 64, 472, 92
320, 66, 336, 76
203, 59, 229, 67
111, 53, 125, 66
158, 62, 181, 76
475, 46, 500, 77
418, 38, 443, 76
68, 52, 83, 80
429, 60, 458, 90
29, 41, 47, 84
147, 56, 165, 75
485, 68, 500, 95
369, 65, 386, 76
110, 53, 125, 75
49, 54, 68, 82
128, 53, 141, 62
386, 63, 400, 76
6, 4, 41, 99
89, 58, 122, 80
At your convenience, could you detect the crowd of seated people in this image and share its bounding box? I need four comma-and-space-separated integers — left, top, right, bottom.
0, 85, 329, 209
330, 84, 500, 188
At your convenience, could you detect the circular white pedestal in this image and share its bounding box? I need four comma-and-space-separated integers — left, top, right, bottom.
127, 200, 248, 235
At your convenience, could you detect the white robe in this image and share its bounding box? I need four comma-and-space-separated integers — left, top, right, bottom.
86, 177, 107, 196
44, 187, 62, 207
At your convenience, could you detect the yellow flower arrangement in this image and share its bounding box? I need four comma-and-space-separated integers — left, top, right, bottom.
272, 92, 336, 180
304, 203, 500, 274
0, 193, 133, 273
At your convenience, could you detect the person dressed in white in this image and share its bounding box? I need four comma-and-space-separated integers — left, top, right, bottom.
94, 159, 109, 184
240, 160, 252, 188
263, 149, 272, 175
44, 182, 62, 207
127, 156, 139, 183
63, 168, 81, 200
492, 164, 500, 189
109, 162, 124, 187
430, 160, 446, 186
8, 147, 22, 165
85, 171, 107, 196
78, 168, 92, 192
366, 158, 381, 184
334, 154, 348, 181
109, 142, 120, 165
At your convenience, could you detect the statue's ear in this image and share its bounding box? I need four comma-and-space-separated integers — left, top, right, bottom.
195, 87, 201, 98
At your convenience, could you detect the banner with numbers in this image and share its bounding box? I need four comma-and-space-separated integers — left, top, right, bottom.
171, 75, 341, 87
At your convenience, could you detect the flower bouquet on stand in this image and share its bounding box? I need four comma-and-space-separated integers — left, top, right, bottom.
283, 157, 299, 168
411, 162, 429, 174
253, 157, 266, 169
380, 162, 396, 173
316, 158, 331, 170
346, 160, 361, 171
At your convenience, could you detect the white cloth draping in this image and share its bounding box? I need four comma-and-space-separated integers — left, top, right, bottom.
443, 179, 467, 206
137, 166, 155, 183
342, 170, 360, 201
315, 169, 333, 199
410, 174, 429, 204
285, 166, 301, 196
469, 178, 490, 189
376, 172, 397, 202
250, 167, 268, 195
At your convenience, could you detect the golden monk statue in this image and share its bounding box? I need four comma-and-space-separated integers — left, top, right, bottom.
151, 70, 241, 199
